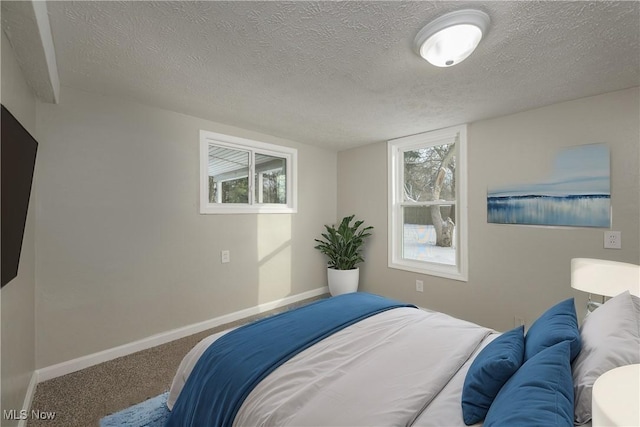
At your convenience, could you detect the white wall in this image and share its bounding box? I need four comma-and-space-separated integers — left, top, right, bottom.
35, 87, 337, 368
0, 32, 37, 424
339, 88, 640, 331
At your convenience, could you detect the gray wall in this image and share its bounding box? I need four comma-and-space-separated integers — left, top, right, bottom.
339, 88, 639, 331
0, 32, 37, 423
35, 87, 337, 368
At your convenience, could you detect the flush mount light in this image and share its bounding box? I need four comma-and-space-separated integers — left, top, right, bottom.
414, 9, 490, 67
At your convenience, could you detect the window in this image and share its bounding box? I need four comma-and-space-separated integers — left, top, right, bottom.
200, 131, 297, 214
387, 125, 468, 281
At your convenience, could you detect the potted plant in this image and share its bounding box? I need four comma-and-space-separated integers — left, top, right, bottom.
314, 215, 373, 296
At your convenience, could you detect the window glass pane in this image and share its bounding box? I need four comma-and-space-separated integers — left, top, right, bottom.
388, 125, 466, 280
200, 131, 298, 214
255, 153, 287, 204
402, 205, 456, 265
403, 143, 456, 202
208, 145, 249, 204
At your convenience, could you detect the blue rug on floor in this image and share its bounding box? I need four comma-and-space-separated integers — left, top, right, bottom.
100, 392, 169, 427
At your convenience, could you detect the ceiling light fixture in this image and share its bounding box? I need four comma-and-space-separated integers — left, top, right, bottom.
414, 9, 490, 67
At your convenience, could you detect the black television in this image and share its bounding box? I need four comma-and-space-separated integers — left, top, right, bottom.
1, 104, 38, 288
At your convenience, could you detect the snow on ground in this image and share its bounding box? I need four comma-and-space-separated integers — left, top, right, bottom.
403, 224, 455, 265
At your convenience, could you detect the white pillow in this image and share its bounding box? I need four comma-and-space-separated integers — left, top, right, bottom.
571, 291, 640, 424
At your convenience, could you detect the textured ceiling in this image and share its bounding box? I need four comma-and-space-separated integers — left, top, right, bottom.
8, 1, 640, 150
1, 0, 59, 102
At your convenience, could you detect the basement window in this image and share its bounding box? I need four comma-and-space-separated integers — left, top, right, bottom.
387, 125, 468, 281
200, 131, 297, 214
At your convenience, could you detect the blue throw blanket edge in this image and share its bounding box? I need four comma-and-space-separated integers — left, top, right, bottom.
166, 292, 415, 427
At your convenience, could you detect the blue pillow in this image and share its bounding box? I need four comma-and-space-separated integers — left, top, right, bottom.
484, 341, 574, 427
461, 326, 525, 425
524, 298, 581, 362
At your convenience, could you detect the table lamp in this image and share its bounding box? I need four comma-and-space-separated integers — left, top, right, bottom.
570, 258, 640, 311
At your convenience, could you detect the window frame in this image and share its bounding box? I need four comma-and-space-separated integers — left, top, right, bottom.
387, 124, 468, 281
200, 130, 297, 214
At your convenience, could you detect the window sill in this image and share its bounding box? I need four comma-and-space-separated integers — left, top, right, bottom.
388, 259, 468, 282
200, 204, 297, 214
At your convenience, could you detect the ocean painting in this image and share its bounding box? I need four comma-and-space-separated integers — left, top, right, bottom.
487, 143, 610, 227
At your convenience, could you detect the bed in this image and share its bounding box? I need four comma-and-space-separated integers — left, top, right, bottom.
165, 291, 640, 427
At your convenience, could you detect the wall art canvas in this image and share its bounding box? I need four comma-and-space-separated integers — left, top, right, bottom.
487, 143, 610, 227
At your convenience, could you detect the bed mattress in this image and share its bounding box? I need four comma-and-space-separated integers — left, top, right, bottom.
168, 306, 497, 426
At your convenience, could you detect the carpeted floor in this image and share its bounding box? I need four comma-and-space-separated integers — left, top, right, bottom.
28, 295, 326, 427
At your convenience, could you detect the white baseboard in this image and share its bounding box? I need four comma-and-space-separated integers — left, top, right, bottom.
37, 287, 328, 382
17, 371, 38, 427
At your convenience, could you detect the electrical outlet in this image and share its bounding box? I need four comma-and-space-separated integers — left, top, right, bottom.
221, 250, 230, 263
604, 231, 621, 249
415, 280, 424, 293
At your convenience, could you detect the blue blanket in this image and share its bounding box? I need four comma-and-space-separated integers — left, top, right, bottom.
165, 292, 415, 427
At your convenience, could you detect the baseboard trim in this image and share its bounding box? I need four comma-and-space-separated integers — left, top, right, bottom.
37, 287, 328, 382
17, 371, 38, 427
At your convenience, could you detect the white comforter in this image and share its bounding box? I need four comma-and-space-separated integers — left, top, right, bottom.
168, 307, 496, 426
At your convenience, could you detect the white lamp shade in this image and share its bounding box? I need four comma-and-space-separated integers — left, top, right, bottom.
419, 24, 483, 67
571, 258, 640, 297
414, 9, 490, 67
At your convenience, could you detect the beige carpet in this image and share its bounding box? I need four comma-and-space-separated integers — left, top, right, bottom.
28, 295, 327, 427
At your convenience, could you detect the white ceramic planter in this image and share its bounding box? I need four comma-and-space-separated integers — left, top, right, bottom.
327, 267, 359, 296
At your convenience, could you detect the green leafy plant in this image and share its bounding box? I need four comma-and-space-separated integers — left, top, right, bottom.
314, 215, 373, 270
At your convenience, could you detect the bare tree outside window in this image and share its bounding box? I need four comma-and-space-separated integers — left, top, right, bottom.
403, 138, 457, 248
